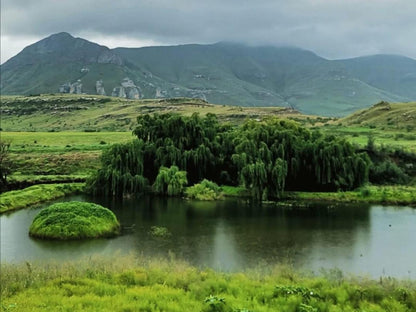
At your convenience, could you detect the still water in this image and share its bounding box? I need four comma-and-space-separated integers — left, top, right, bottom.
1, 195, 415, 278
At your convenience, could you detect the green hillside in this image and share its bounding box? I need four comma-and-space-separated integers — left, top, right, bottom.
338, 101, 416, 129
0, 94, 309, 132
1, 33, 415, 116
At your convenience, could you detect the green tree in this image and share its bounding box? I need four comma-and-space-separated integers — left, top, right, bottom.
153, 166, 188, 196
0, 141, 12, 192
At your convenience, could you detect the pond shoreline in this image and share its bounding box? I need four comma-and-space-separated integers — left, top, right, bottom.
1, 183, 415, 214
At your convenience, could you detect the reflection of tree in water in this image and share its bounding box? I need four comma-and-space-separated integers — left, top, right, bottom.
82, 195, 373, 271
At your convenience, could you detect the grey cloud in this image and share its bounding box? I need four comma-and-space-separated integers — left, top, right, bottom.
2, 0, 416, 60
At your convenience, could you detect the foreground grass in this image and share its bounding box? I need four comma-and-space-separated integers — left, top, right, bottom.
1, 256, 415, 312
284, 185, 416, 207
0, 183, 84, 213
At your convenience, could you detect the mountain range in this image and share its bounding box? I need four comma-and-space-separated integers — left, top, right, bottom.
1, 32, 415, 116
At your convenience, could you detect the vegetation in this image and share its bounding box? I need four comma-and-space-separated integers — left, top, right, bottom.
29, 201, 120, 240
338, 101, 416, 131
149, 226, 172, 238
0, 95, 307, 132
0, 140, 12, 191
88, 113, 371, 201
0, 183, 84, 213
284, 185, 416, 207
1, 256, 415, 311
153, 166, 188, 197
186, 179, 223, 200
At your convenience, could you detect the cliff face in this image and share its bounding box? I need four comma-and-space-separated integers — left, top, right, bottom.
111, 78, 141, 99
59, 80, 82, 94
96, 80, 106, 95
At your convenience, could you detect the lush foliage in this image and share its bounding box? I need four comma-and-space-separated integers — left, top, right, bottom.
29, 201, 120, 239
0, 140, 12, 191
186, 179, 223, 200
88, 113, 372, 200
153, 166, 188, 196
86, 140, 149, 197
1, 257, 415, 311
0, 183, 84, 213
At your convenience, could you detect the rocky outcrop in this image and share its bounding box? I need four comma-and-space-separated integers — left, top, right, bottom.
111, 78, 141, 99
59, 80, 82, 94
111, 86, 126, 98
96, 80, 106, 95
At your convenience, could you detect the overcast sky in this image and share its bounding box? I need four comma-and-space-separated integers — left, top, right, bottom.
1, 0, 416, 64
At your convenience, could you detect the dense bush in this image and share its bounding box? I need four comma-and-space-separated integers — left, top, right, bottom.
369, 160, 409, 185
186, 179, 223, 200
29, 201, 120, 239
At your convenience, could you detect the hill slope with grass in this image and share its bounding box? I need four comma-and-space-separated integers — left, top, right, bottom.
0, 94, 310, 132
1, 32, 415, 116
338, 101, 416, 130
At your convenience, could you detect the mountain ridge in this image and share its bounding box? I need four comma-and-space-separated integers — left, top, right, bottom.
1, 32, 415, 116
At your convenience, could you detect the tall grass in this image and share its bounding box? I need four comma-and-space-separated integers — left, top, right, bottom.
1, 256, 415, 311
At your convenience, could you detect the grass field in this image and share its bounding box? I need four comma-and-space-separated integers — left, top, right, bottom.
1, 256, 415, 312
1, 131, 133, 153
1, 95, 313, 132
320, 125, 416, 152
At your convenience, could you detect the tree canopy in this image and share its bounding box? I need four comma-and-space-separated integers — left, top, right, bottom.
87, 113, 371, 200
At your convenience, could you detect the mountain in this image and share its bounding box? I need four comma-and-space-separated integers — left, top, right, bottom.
1, 32, 415, 116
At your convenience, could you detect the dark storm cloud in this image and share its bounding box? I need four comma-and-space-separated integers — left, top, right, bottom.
2, 0, 416, 62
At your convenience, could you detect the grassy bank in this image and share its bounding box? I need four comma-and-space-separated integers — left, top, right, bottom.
221, 185, 416, 206
1, 256, 415, 312
0, 183, 84, 213
284, 185, 416, 207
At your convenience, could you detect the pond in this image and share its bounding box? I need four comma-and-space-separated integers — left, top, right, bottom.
1, 195, 415, 278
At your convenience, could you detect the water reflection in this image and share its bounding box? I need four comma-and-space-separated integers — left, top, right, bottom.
1, 195, 415, 278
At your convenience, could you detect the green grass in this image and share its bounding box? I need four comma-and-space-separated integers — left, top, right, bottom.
338, 101, 416, 130
2, 132, 133, 183
320, 125, 416, 153
2, 131, 134, 152
0, 183, 84, 213
29, 201, 120, 240
284, 185, 416, 207
1, 256, 415, 312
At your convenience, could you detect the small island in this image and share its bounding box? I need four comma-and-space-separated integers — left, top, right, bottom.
29, 201, 120, 240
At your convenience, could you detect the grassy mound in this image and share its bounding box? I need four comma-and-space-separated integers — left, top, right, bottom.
29, 201, 120, 240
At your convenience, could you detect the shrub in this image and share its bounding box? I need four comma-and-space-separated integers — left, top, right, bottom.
29, 201, 120, 240
369, 160, 409, 185
186, 179, 223, 200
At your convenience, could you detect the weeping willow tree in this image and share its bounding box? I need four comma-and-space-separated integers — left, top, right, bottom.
87, 113, 371, 199
153, 166, 188, 196
232, 118, 370, 197
86, 139, 148, 197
